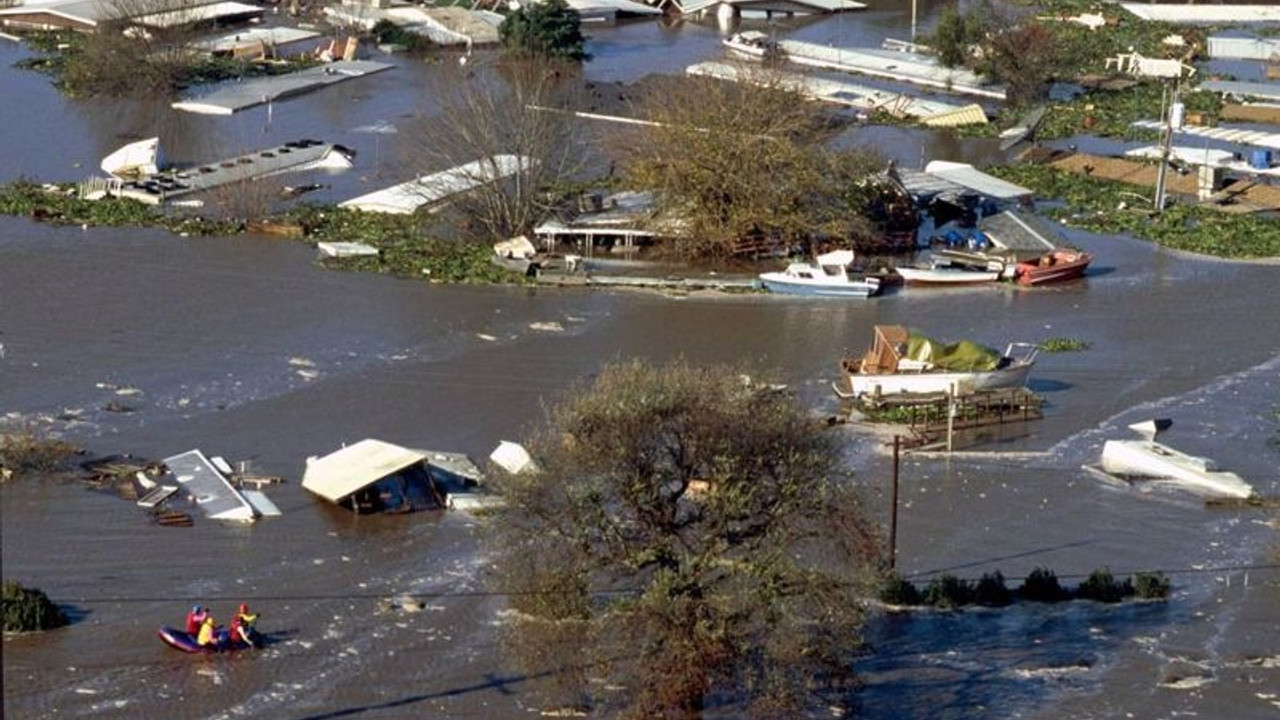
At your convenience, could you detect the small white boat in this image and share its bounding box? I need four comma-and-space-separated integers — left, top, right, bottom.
723, 31, 780, 61
835, 324, 1038, 399
759, 250, 882, 298
1100, 420, 1255, 499
894, 264, 1001, 285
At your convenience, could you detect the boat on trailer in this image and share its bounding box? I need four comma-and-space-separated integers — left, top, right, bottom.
759, 250, 882, 298
834, 324, 1038, 399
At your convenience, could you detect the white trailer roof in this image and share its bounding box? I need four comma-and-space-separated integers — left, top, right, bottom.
1119, 3, 1280, 23
924, 161, 1033, 201
340, 155, 532, 214
164, 449, 256, 522
302, 439, 427, 503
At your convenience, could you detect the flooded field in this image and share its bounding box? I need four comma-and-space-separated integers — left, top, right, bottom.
3, 3, 1279, 719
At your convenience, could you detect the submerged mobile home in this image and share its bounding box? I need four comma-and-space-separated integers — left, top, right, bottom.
302, 439, 445, 514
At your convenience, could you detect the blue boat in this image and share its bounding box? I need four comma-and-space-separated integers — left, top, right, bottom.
158, 626, 258, 654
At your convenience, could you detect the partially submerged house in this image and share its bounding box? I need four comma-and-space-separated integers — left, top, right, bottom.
0, 0, 263, 33
302, 439, 446, 514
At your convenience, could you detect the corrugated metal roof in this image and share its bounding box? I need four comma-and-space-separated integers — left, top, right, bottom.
680, 0, 864, 14
302, 439, 428, 503
1208, 36, 1280, 60
978, 212, 1062, 255
340, 155, 532, 215
173, 60, 393, 115
920, 104, 989, 127
924, 161, 1033, 201
1132, 118, 1280, 150
134, 1, 263, 29
165, 449, 256, 522
1119, 3, 1280, 23
1200, 80, 1280, 103
894, 168, 973, 204
567, 0, 662, 16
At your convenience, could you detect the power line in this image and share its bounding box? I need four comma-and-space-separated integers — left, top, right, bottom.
46, 562, 1280, 607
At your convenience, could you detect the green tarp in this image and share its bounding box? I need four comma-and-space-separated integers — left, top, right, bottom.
905, 331, 1001, 372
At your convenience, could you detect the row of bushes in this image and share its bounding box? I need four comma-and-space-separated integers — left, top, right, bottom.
880, 567, 1171, 609
0, 182, 523, 285
3, 581, 67, 632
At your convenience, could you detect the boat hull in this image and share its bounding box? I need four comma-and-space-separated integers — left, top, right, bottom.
895, 267, 999, 285
1016, 250, 1093, 286
759, 274, 880, 298
1100, 440, 1254, 498
158, 626, 257, 654
842, 362, 1034, 398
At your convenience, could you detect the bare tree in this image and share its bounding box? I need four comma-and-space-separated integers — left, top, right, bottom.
410, 58, 594, 242
487, 360, 884, 718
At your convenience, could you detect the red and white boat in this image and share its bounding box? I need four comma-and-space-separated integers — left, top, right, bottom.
1015, 249, 1093, 286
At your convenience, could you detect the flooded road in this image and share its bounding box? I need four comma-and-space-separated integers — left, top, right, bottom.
3, 5, 1280, 719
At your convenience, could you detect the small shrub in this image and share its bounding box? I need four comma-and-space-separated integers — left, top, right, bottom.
1018, 567, 1068, 602
3, 581, 68, 632
0, 426, 79, 481
922, 574, 973, 609
879, 572, 921, 606
1076, 567, 1131, 603
973, 571, 1013, 607
1131, 571, 1170, 600
1040, 337, 1091, 353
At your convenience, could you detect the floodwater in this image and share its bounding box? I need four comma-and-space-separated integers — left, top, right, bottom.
3, 3, 1279, 719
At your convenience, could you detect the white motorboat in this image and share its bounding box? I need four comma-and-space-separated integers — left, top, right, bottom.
834, 324, 1038, 399
723, 31, 780, 61
759, 250, 882, 298
1100, 420, 1255, 499
894, 254, 1010, 285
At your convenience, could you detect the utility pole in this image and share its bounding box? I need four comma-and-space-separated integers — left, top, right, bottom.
1154, 81, 1182, 214
889, 435, 901, 569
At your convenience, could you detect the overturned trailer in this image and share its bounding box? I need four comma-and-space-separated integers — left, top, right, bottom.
302, 439, 446, 514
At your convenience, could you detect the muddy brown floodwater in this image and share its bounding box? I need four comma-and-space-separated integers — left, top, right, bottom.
3, 5, 1280, 719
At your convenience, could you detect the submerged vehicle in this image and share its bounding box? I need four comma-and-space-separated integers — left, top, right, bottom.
1099, 420, 1255, 499
834, 324, 1038, 399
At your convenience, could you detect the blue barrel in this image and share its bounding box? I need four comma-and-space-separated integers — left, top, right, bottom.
1250, 149, 1272, 170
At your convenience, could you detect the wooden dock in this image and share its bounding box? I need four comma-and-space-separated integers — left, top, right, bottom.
853, 387, 1043, 449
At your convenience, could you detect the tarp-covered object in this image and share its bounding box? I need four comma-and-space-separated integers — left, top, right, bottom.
906, 331, 1001, 372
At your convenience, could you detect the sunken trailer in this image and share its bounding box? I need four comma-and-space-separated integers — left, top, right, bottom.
302, 439, 445, 514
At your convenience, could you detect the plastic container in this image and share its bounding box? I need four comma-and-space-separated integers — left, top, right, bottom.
1250, 150, 1273, 170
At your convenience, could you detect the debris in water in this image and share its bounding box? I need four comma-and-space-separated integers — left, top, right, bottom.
529, 322, 564, 332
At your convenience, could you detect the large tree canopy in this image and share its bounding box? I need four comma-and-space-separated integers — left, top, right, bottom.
499, 0, 590, 62
622, 70, 880, 257
487, 360, 883, 718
